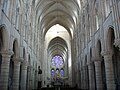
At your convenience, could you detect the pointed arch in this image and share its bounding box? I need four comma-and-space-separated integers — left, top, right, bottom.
95, 40, 102, 59
0, 25, 9, 50
12, 39, 19, 57
105, 26, 115, 52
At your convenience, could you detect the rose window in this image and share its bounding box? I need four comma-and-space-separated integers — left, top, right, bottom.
52, 55, 63, 67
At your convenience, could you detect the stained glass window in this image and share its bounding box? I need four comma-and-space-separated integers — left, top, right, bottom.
56, 69, 59, 74
51, 69, 54, 81
60, 69, 64, 77
52, 55, 63, 67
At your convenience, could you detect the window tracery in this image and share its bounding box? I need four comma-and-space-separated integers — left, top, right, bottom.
52, 55, 63, 67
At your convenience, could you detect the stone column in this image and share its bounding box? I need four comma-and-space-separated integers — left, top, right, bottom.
12, 58, 22, 90
84, 65, 89, 89
81, 66, 88, 89
102, 51, 115, 90
83, 66, 88, 89
26, 65, 31, 90
34, 70, 38, 89
29, 66, 33, 90
94, 60, 103, 90
32, 67, 35, 89
81, 66, 84, 89
0, 50, 14, 90
88, 62, 95, 90
20, 60, 28, 90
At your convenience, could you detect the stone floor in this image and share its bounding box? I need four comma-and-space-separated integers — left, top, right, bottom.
35, 87, 87, 90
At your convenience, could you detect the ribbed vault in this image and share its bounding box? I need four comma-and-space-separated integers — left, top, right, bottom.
47, 37, 68, 61
34, 0, 81, 38
34, 0, 81, 83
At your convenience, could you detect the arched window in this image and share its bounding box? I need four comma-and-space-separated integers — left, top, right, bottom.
52, 55, 63, 67
95, 0, 99, 31
60, 69, 64, 77
51, 69, 54, 81
104, 0, 112, 17
3, 0, 10, 15
56, 69, 59, 75
60, 69, 64, 84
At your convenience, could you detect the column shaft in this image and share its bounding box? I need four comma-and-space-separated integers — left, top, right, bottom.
29, 66, 33, 90
34, 70, 38, 89
20, 61, 27, 90
0, 50, 13, 90
83, 66, 88, 89
94, 60, 103, 90
26, 66, 31, 90
88, 63, 95, 90
81, 67, 84, 89
32, 68, 35, 89
12, 59, 21, 90
104, 54, 115, 90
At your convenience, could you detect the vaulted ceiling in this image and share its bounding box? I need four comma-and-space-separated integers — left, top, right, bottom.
34, 0, 81, 38
34, 0, 81, 63
47, 37, 68, 61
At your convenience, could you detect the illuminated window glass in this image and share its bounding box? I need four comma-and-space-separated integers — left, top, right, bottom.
56, 69, 59, 74
52, 55, 63, 67
60, 69, 64, 77
51, 69, 54, 81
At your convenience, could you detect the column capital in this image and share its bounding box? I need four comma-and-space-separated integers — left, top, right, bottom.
91, 57, 97, 61
22, 60, 28, 66
28, 65, 32, 67
87, 61, 93, 66
81, 66, 85, 70
114, 38, 120, 48
12, 57, 23, 63
101, 50, 113, 57
94, 59, 102, 62
28, 65, 33, 69
0, 50, 14, 90
93, 56, 102, 62
0, 50, 14, 57
82, 65, 88, 67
